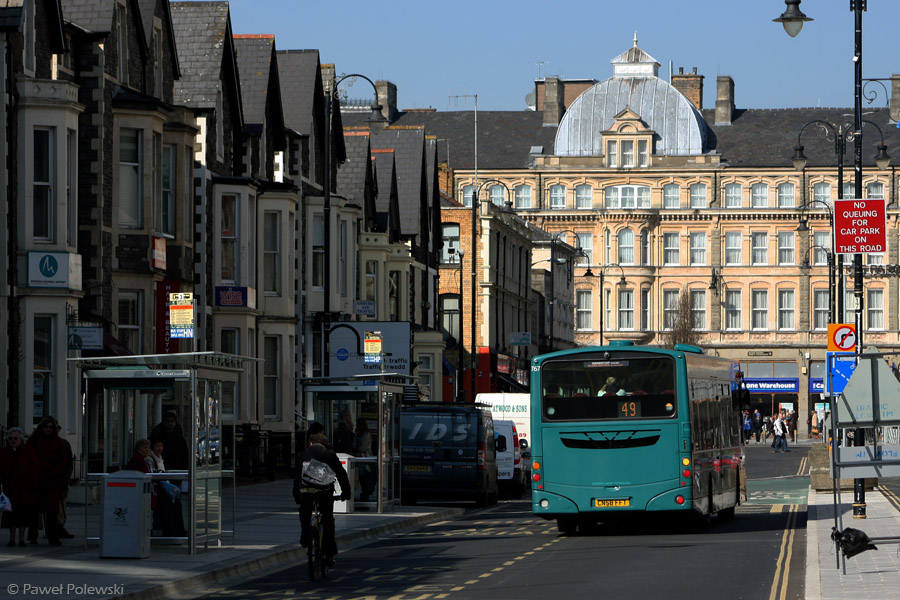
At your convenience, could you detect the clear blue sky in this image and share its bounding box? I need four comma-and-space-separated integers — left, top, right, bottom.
229, 0, 900, 112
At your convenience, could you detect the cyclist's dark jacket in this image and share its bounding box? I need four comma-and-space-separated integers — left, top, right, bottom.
294, 442, 351, 495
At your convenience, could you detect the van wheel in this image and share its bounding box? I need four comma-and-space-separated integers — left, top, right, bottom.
557, 517, 577, 535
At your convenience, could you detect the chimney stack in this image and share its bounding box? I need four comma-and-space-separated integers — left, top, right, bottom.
715, 76, 735, 126
543, 77, 565, 126
671, 66, 703, 110
376, 80, 398, 124
891, 74, 900, 124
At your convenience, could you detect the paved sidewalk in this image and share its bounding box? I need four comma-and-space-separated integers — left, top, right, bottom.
0, 479, 462, 600
806, 484, 900, 600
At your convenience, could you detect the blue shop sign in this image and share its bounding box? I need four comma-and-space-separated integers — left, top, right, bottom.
743, 378, 799, 393
809, 378, 824, 394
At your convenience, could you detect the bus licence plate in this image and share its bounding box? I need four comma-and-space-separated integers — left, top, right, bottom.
404, 465, 432, 472
594, 498, 630, 508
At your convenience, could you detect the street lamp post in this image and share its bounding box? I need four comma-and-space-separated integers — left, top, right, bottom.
794, 196, 837, 320
456, 248, 465, 402
800, 244, 835, 326
778, 0, 893, 519
598, 264, 626, 346
322, 74, 381, 378
468, 180, 511, 400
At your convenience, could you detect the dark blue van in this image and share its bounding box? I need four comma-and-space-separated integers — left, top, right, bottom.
400, 405, 500, 506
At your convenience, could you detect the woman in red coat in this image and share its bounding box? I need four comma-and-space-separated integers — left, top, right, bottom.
26, 416, 67, 545
0, 427, 40, 547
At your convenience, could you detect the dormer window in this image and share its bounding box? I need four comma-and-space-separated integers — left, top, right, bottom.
602, 107, 653, 169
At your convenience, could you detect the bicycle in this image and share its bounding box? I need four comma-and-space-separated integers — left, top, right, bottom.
307, 492, 341, 581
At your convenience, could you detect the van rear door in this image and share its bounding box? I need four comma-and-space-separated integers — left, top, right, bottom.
401, 410, 449, 490
441, 410, 479, 489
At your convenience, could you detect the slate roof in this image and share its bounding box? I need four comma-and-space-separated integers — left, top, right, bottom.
371, 148, 399, 238
336, 131, 370, 207
706, 106, 900, 169
350, 104, 900, 174
370, 126, 427, 237
277, 49, 321, 136
233, 35, 276, 126
170, 1, 233, 109
61, 0, 113, 33
349, 110, 557, 171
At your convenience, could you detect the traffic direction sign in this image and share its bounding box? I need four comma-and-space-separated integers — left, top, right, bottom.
827, 323, 857, 352
833, 198, 886, 254
825, 351, 856, 396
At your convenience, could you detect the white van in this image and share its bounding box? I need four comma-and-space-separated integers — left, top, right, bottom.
494, 419, 525, 496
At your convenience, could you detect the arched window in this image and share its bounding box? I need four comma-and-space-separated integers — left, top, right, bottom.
514, 184, 532, 209
489, 185, 506, 206
777, 183, 795, 208
640, 230, 649, 265
461, 184, 475, 207
663, 184, 681, 209
751, 183, 768, 208
724, 183, 742, 208
575, 184, 593, 209
605, 185, 651, 209
618, 229, 635, 265
549, 184, 566, 209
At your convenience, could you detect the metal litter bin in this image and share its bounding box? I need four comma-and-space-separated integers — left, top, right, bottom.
99, 471, 152, 558
335, 453, 356, 513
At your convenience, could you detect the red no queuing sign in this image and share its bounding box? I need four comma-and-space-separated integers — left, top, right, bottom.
833, 198, 886, 254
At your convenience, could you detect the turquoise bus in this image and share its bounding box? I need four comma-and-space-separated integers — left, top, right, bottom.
530, 341, 746, 533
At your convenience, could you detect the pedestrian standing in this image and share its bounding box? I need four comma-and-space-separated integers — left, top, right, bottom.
742, 412, 751, 444
26, 416, 68, 545
752, 410, 763, 444
773, 415, 790, 453
0, 427, 39, 547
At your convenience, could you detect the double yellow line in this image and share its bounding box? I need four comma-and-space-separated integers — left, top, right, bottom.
882, 485, 900, 512
769, 503, 800, 600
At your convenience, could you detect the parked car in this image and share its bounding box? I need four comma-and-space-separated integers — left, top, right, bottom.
494, 419, 526, 496
400, 404, 500, 506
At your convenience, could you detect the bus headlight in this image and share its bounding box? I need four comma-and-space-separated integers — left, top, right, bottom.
540, 499, 549, 508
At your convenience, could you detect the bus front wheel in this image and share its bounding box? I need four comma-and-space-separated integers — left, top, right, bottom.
557, 516, 578, 535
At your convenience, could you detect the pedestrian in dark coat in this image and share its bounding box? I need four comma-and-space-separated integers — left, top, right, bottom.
0, 427, 40, 546
26, 416, 68, 545
149, 411, 190, 470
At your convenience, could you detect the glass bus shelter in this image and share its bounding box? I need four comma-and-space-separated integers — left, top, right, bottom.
73, 352, 251, 554
303, 376, 407, 513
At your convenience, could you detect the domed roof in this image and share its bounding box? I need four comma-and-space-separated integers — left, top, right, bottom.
554, 41, 708, 157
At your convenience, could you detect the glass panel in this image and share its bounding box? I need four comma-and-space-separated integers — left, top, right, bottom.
541, 356, 677, 421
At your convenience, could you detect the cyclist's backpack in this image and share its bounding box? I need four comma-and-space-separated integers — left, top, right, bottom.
301, 459, 337, 489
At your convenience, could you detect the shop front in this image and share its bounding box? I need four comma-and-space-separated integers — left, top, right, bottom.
739, 360, 800, 418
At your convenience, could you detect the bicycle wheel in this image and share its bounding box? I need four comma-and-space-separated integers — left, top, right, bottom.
319, 525, 329, 579
307, 522, 319, 581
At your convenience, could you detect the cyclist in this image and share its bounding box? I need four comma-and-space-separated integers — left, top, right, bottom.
293, 433, 351, 566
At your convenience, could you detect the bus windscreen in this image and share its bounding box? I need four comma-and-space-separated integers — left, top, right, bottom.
541, 356, 677, 421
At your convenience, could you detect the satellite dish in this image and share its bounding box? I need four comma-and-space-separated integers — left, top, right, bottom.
525, 91, 536, 110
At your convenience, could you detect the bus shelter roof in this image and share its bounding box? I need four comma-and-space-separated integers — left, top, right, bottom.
69, 351, 256, 372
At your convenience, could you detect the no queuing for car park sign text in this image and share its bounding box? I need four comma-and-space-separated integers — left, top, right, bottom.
833, 198, 886, 255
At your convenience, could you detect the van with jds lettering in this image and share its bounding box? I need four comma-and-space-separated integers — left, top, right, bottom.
400, 404, 501, 507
